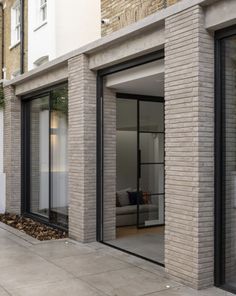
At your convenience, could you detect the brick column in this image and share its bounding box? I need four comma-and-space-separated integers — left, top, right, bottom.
68, 54, 97, 242
103, 87, 116, 241
4, 85, 21, 214
165, 5, 214, 289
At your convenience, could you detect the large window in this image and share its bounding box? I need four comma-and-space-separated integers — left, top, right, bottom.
215, 26, 236, 294
11, 0, 21, 46
23, 83, 68, 229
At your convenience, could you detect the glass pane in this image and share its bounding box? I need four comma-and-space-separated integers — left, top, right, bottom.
140, 133, 164, 163
51, 85, 68, 227
116, 99, 137, 192
30, 96, 49, 218
138, 194, 164, 227
140, 164, 164, 194
140, 101, 164, 132
223, 35, 236, 289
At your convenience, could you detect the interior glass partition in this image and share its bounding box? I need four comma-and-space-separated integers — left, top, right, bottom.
23, 83, 68, 229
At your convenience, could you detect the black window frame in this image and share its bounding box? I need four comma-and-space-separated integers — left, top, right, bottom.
215, 25, 236, 294
21, 81, 68, 231
96, 50, 165, 266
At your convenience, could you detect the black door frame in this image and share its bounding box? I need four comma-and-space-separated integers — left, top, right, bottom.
96, 50, 165, 266
215, 25, 236, 294
21, 82, 68, 231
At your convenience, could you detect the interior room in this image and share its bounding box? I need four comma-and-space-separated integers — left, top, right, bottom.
103, 59, 165, 264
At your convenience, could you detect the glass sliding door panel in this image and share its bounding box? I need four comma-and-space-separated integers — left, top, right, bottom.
29, 96, 50, 218
139, 101, 164, 132
222, 35, 236, 290
50, 85, 68, 227
140, 164, 164, 194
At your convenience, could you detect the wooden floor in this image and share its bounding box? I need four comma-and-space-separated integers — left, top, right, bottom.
116, 225, 164, 239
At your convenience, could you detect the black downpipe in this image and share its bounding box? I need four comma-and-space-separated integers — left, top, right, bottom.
20, 0, 24, 74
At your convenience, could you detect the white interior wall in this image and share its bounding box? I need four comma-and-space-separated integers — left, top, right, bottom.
116, 131, 137, 191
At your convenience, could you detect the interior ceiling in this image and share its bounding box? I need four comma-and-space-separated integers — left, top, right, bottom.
105, 59, 164, 97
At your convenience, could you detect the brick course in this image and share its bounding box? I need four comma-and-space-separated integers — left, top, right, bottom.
101, 0, 181, 36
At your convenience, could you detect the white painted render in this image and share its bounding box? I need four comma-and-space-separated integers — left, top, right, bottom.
28, 0, 101, 70
0, 110, 5, 213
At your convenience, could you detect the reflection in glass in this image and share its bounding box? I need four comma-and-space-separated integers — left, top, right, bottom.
140, 164, 164, 194
30, 96, 50, 217
51, 85, 68, 227
140, 133, 164, 163
140, 101, 164, 132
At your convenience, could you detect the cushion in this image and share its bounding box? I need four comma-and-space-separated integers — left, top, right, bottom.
142, 192, 151, 204
116, 188, 131, 206
128, 191, 143, 205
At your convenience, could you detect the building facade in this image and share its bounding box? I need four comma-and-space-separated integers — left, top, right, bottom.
0, 0, 101, 79
2, 0, 236, 294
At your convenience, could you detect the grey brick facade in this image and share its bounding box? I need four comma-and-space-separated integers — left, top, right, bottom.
3, 0, 236, 292
3, 85, 21, 214
164, 5, 214, 289
68, 54, 97, 242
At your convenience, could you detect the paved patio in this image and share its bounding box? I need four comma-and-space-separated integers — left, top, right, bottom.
0, 222, 233, 296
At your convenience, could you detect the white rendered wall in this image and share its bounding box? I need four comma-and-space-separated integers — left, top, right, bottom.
0, 110, 6, 213
54, 0, 101, 58
28, 0, 56, 70
28, 0, 101, 70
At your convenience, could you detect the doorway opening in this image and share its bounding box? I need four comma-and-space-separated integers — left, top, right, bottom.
97, 51, 165, 265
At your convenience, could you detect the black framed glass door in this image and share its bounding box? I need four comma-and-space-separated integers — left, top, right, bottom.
215, 26, 236, 294
23, 83, 68, 229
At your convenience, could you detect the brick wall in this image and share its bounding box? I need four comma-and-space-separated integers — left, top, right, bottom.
3, 0, 28, 80
3, 85, 21, 214
103, 86, 116, 241
68, 54, 97, 242
165, 5, 214, 289
101, 0, 181, 36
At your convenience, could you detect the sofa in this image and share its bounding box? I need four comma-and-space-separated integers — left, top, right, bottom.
116, 188, 159, 227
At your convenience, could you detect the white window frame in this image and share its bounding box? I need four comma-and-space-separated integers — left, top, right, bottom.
11, 0, 21, 47
40, 0, 47, 23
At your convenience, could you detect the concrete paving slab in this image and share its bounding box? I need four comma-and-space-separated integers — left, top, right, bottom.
0, 223, 234, 296
80, 266, 180, 296
7, 278, 104, 296
51, 251, 134, 277
146, 286, 234, 296
27, 240, 94, 260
